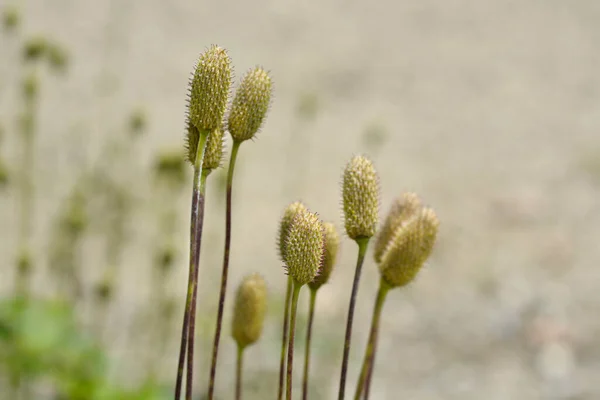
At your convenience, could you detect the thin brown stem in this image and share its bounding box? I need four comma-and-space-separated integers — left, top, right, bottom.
278, 276, 293, 400
302, 288, 317, 400
207, 140, 241, 399
338, 237, 370, 400
286, 282, 302, 400
235, 345, 244, 400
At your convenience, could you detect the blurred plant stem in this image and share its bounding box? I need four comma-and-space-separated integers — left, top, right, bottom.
301, 288, 317, 400
278, 276, 292, 400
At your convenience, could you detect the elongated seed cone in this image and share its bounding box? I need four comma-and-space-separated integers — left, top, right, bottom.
228, 67, 272, 142
374, 193, 422, 264
277, 201, 308, 262
232, 274, 268, 349
284, 209, 324, 286
188, 45, 232, 133
309, 222, 340, 290
342, 155, 379, 240
202, 127, 225, 172
379, 207, 439, 288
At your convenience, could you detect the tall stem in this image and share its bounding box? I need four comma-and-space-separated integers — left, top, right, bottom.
354, 280, 389, 400
337, 237, 370, 400
207, 140, 241, 399
302, 288, 317, 400
286, 282, 302, 400
173, 129, 209, 400
278, 276, 293, 400
235, 345, 244, 400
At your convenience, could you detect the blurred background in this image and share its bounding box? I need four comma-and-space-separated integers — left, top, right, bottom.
1, 0, 599, 399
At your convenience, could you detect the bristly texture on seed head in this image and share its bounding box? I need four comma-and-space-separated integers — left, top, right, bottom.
188, 45, 232, 133
374, 193, 422, 264
309, 222, 340, 290
231, 274, 267, 349
277, 201, 308, 262
379, 207, 439, 288
284, 208, 324, 286
228, 67, 272, 142
342, 155, 379, 240
202, 127, 225, 172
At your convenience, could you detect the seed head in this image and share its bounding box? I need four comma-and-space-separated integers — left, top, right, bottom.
202, 127, 225, 173
309, 222, 340, 290
231, 274, 267, 349
154, 147, 186, 185
277, 201, 308, 262
188, 45, 232, 132
342, 155, 379, 240
379, 207, 439, 288
228, 67, 272, 142
284, 209, 324, 286
374, 193, 421, 264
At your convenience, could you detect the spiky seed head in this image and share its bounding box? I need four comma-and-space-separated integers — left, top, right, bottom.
277, 201, 308, 262
228, 67, 272, 142
232, 274, 267, 349
374, 193, 422, 264
185, 119, 199, 165
379, 207, 439, 288
202, 127, 225, 172
309, 222, 340, 290
188, 45, 232, 132
342, 155, 379, 240
284, 209, 324, 286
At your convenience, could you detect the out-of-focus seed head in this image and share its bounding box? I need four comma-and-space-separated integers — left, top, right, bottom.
227, 67, 272, 142
0, 158, 9, 188
374, 193, 422, 264
284, 209, 324, 286
202, 127, 225, 173
189, 45, 232, 132
309, 222, 340, 290
379, 207, 439, 288
23, 36, 47, 62
153, 147, 187, 186
231, 274, 267, 349
22, 72, 39, 101
277, 201, 308, 262
46, 43, 68, 72
2, 6, 19, 32
342, 155, 379, 240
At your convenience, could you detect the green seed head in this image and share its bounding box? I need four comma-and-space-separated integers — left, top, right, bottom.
379, 207, 439, 288
309, 222, 340, 290
232, 274, 267, 349
46, 42, 68, 72
2, 6, 19, 32
23, 36, 47, 62
284, 209, 324, 286
277, 201, 308, 262
228, 67, 272, 142
202, 127, 225, 173
374, 193, 422, 264
188, 45, 232, 132
342, 155, 379, 240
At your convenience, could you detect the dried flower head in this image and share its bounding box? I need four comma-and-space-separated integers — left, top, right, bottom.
228, 67, 272, 142
188, 45, 232, 133
374, 193, 422, 264
202, 127, 225, 172
284, 209, 324, 286
309, 222, 340, 290
231, 274, 267, 349
342, 155, 379, 240
379, 207, 439, 288
277, 201, 308, 262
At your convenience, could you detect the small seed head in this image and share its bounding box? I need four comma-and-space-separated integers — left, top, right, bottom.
284, 209, 324, 286
342, 155, 379, 240
228, 67, 272, 142
374, 193, 422, 264
277, 201, 308, 262
202, 127, 225, 173
189, 45, 232, 132
232, 274, 267, 349
309, 222, 340, 290
23, 36, 47, 62
379, 207, 439, 288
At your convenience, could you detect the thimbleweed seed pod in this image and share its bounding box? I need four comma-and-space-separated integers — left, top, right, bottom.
284, 209, 325, 286
277, 201, 308, 262
379, 207, 439, 288
228, 67, 272, 142
188, 45, 232, 133
309, 222, 340, 290
23, 36, 47, 62
232, 274, 267, 349
202, 127, 225, 172
342, 155, 379, 240
373, 193, 422, 264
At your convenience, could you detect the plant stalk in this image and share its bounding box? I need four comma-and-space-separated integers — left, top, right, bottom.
337, 237, 370, 400
235, 345, 244, 400
278, 276, 293, 400
207, 140, 241, 399
286, 282, 302, 400
301, 288, 317, 400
